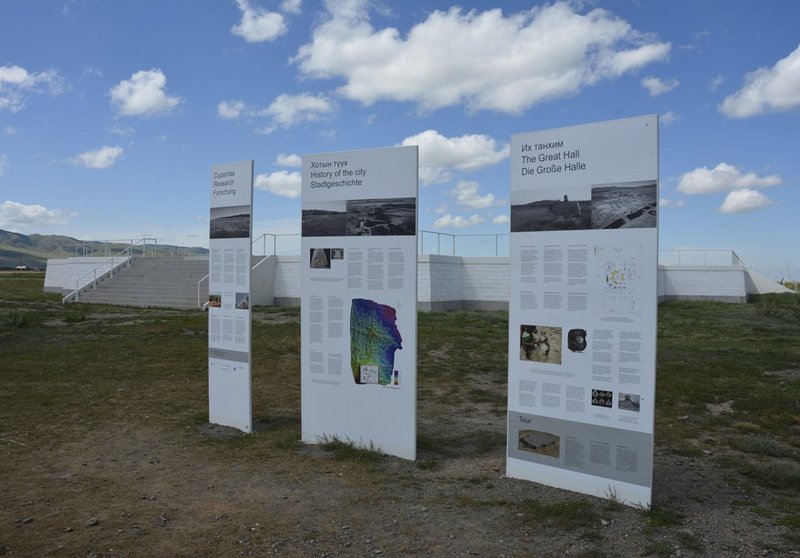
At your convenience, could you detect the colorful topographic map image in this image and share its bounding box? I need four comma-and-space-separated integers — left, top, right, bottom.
350, 298, 403, 385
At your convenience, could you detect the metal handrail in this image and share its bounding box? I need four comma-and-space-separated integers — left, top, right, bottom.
55, 238, 159, 258
197, 254, 273, 308
657, 249, 743, 267
197, 273, 209, 308
251, 232, 301, 256
419, 230, 511, 257
62, 238, 157, 303
419, 230, 456, 256
196, 232, 297, 307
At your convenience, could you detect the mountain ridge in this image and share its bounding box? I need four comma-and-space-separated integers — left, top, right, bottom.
0, 229, 208, 269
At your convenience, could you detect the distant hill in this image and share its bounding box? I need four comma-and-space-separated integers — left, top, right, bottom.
0, 229, 208, 270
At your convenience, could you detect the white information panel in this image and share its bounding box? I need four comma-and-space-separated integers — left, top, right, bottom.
208, 160, 253, 433
301, 146, 418, 460
507, 116, 658, 506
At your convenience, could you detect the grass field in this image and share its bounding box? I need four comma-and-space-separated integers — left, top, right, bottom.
1, 271, 799, 556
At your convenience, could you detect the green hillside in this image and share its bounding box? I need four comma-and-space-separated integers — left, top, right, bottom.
0, 229, 208, 270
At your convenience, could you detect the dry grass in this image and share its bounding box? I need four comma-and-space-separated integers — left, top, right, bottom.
1, 274, 799, 556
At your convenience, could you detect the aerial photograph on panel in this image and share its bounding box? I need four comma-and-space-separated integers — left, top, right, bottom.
209, 205, 251, 239
346, 197, 416, 236
518, 429, 560, 458
510, 188, 591, 232
591, 181, 658, 229
301, 201, 347, 237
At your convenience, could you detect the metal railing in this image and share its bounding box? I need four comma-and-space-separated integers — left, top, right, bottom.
62, 238, 158, 303
417, 238, 747, 266
252, 233, 301, 256
657, 249, 743, 267
197, 234, 295, 307
55, 238, 159, 258
197, 254, 275, 308
419, 230, 510, 257
197, 274, 210, 308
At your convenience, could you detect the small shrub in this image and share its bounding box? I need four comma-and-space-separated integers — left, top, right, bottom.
415, 458, 442, 471
518, 499, 598, 530
754, 299, 782, 318
63, 312, 86, 323
316, 434, 383, 463
731, 436, 795, 458
643, 507, 685, 532
785, 294, 800, 320
640, 540, 674, 558
0, 311, 28, 328
739, 462, 800, 491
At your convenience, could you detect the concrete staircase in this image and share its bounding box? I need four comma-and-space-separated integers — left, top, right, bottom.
76, 257, 209, 309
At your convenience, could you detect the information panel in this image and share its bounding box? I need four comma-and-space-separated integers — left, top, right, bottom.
208, 160, 253, 433
301, 146, 418, 460
507, 116, 658, 506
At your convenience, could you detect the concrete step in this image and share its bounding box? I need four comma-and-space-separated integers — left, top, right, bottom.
75, 256, 210, 309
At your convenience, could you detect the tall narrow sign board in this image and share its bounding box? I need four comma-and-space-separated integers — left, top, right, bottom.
507, 116, 658, 506
208, 160, 254, 433
301, 146, 418, 460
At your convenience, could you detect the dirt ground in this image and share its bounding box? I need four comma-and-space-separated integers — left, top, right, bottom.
1, 305, 798, 557
2, 404, 798, 557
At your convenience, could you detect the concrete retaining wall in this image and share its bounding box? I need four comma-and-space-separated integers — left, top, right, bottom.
657, 265, 747, 303
44, 256, 130, 294
50, 254, 787, 310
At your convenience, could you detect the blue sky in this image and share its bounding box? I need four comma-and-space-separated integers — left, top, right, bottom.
1, 1, 798, 278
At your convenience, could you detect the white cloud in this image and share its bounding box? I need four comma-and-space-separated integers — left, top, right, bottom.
0, 154, 7, 176
280, 0, 302, 15
5, 125, 16, 135
718, 189, 774, 214
259, 93, 334, 131
255, 170, 301, 198
433, 213, 485, 229
293, 2, 669, 113
450, 180, 495, 209
400, 130, 508, 184
232, 0, 287, 43
109, 69, 181, 117
658, 197, 685, 208
493, 214, 509, 224
81, 66, 103, 79
0, 200, 73, 226
68, 146, 124, 169
641, 75, 678, 96
434, 204, 448, 215
275, 153, 302, 167
0, 64, 63, 113
660, 111, 677, 126
218, 100, 245, 119
709, 74, 724, 91
720, 44, 800, 118
110, 125, 134, 136
677, 163, 781, 195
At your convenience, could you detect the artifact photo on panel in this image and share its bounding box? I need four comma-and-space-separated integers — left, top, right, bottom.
618, 393, 641, 412
309, 248, 332, 269
591, 389, 614, 408
567, 328, 588, 352
235, 292, 249, 310
520, 325, 562, 364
